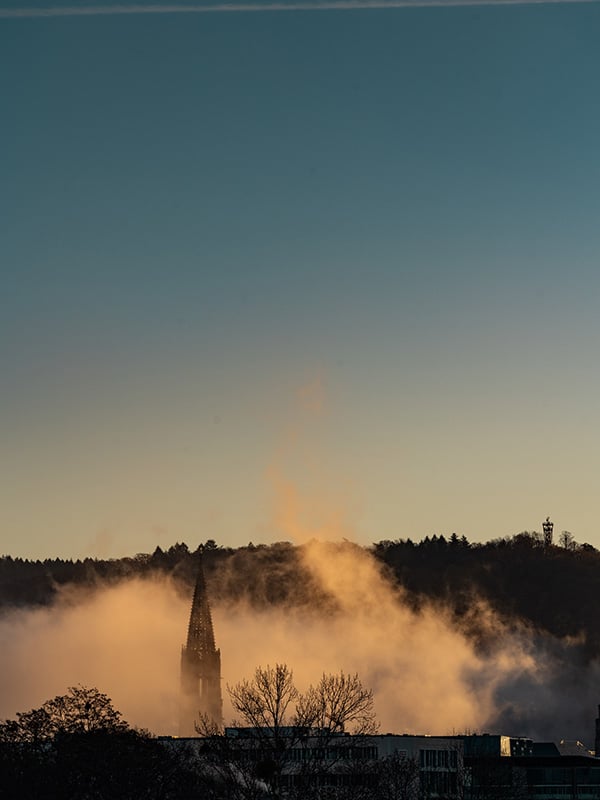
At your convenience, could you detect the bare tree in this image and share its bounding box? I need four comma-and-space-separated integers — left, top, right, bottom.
559, 530, 575, 550
217, 664, 378, 800
224, 664, 300, 798
296, 671, 377, 736
228, 664, 299, 734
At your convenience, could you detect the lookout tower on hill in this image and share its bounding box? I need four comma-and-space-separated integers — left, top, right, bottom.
543, 517, 554, 548
180, 554, 223, 735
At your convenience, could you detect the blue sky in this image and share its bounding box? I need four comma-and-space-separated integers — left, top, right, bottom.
2, 1, 600, 558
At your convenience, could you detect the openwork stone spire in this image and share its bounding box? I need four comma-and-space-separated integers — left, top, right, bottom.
179, 553, 223, 735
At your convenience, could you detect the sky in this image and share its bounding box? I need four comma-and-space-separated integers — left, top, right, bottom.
2, 0, 600, 560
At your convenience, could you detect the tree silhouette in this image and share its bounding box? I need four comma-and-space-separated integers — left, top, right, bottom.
0, 686, 197, 800
217, 664, 378, 799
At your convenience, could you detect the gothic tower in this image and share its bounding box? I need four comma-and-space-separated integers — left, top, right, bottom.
179, 554, 223, 735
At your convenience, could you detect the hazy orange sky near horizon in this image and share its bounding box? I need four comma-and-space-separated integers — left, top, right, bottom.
3, 365, 598, 560
3, 2, 600, 559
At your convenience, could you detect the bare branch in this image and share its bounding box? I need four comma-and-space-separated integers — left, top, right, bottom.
296, 671, 377, 736
227, 663, 298, 732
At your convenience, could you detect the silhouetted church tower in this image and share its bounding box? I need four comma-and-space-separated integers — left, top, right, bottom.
180, 554, 223, 735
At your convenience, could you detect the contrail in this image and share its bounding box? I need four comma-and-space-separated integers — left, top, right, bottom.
1, 0, 599, 17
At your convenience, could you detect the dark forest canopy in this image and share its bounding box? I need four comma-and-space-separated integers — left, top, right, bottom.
0, 685, 212, 799
1, 532, 600, 658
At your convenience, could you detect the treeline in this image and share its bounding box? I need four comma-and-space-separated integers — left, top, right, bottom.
0, 685, 227, 799
2, 532, 600, 656
0, 540, 328, 611
374, 532, 600, 657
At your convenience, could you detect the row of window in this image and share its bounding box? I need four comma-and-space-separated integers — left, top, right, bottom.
285, 746, 378, 761
235, 745, 379, 762
420, 748, 459, 769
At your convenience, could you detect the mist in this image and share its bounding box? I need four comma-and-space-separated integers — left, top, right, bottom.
0, 577, 187, 734
1, 539, 597, 744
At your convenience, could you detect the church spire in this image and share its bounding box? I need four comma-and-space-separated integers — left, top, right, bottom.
180, 552, 223, 735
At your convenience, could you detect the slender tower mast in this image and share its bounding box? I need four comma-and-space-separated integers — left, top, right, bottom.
543, 516, 554, 548
180, 553, 223, 735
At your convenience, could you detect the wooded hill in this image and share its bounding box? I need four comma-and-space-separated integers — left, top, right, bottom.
2, 532, 599, 658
